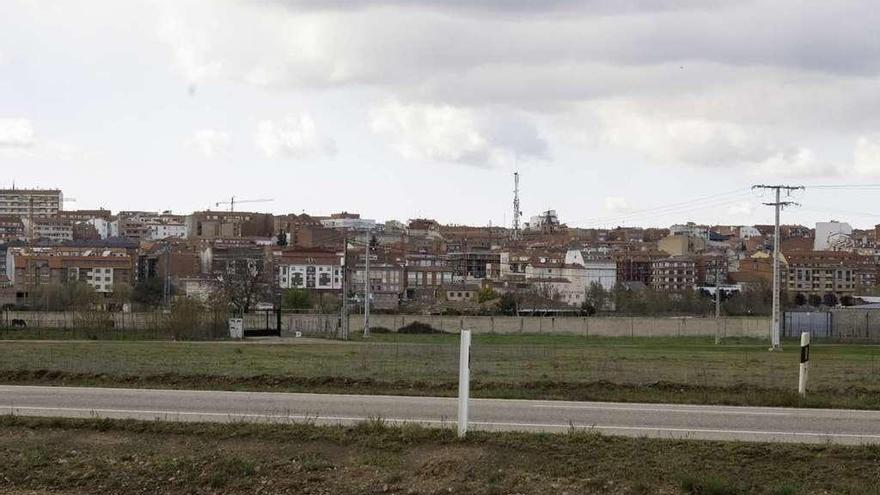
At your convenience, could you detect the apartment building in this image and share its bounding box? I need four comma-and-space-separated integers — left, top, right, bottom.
613, 251, 666, 286
137, 212, 188, 240
729, 254, 775, 286
404, 253, 454, 300
658, 234, 706, 256
651, 256, 697, 292
695, 253, 729, 286
6, 246, 134, 298
486, 251, 530, 281
784, 251, 873, 298
320, 212, 376, 230
22, 217, 74, 243
0, 216, 25, 241
563, 249, 617, 291
199, 242, 270, 276
273, 249, 344, 291
138, 241, 201, 284
0, 188, 63, 218
110, 216, 150, 241
56, 209, 112, 223
186, 211, 274, 240
447, 249, 500, 280
669, 223, 709, 240
72, 222, 100, 241
350, 251, 404, 310
525, 260, 586, 305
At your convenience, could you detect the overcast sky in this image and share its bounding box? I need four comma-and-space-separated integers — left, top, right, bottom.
2, 0, 880, 228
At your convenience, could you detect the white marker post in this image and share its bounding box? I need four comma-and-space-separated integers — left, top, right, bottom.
798, 332, 810, 397
458, 329, 471, 438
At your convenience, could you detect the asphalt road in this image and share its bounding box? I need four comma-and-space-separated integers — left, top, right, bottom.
2, 385, 880, 445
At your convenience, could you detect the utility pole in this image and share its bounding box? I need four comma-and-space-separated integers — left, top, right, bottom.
341, 235, 349, 340
752, 184, 803, 351
363, 229, 371, 338
163, 241, 172, 309
714, 255, 722, 345
714, 258, 721, 319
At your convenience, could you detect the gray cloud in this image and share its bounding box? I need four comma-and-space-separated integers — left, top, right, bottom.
266, 0, 734, 15
148, 0, 880, 173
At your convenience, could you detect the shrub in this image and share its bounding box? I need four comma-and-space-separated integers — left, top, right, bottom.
477, 287, 499, 303
398, 321, 444, 334
162, 298, 225, 340
73, 310, 115, 339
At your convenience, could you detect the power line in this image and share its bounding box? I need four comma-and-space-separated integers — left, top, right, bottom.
579, 188, 751, 224
805, 184, 880, 190
798, 207, 880, 218
578, 190, 755, 228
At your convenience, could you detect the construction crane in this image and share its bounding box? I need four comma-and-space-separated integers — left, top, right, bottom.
215, 196, 274, 212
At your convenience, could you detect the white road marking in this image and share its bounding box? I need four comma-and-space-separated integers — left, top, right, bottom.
4, 405, 880, 442
532, 404, 790, 416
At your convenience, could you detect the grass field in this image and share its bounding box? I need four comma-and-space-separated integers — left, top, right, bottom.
1, 415, 878, 494
1, 334, 879, 408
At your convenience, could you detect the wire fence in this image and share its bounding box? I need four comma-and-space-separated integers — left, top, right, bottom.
1, 340, 878, 396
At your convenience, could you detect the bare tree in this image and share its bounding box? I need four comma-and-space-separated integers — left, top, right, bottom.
213, 257, 271, 315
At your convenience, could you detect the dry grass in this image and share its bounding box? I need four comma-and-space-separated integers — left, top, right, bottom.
1, 416, 879, 494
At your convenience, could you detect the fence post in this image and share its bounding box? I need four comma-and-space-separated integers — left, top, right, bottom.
798, 332, 810, 397
458, 329, 471, 438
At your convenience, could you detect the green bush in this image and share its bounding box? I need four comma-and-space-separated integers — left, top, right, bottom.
282, 289, 312, 310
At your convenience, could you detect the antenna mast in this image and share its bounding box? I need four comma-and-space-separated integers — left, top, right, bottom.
512, 172, 521, 240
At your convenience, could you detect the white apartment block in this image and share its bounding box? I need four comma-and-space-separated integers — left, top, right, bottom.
0, 188, 63, 217
72, 266, 116, 293
278, 263, 342, 290
320, 218, 376, 230
88, 218, 111, 239
146, 222, 187, 240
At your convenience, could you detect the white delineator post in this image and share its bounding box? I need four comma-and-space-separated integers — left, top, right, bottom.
458, 329, 471, 438
798, 332, 810, 397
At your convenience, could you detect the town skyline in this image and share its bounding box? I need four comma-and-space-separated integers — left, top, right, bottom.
5, 180, 880, 231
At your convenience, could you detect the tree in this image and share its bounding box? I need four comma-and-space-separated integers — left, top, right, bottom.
721, 281, 772, 316
823, 293, 839, 307
65, 282, 99, 310
214, 258, 271, 315
30, 282, 98, 311
132, 278, 165, 307
793, 293, 807, 306
282, 288, 312, 310
808, 294, 822, 307
613, 285, 647, 315
110, 282, 132, 310
841, 295, 855, 306
477, 287, 499, 303
585, 282, 608, 312
580, 300, 597, 316
276, 230, 288, 247
498, 292, 519, 316
161, 298, 224, 340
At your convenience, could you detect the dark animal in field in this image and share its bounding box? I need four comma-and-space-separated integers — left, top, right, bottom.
10, 319, 27, 328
